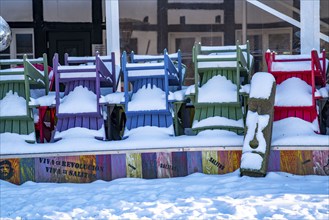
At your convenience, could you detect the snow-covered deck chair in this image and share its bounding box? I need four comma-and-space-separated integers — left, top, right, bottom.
191, 42, 253, 134
0, 54, 50, 143
53, 53, 116, 140
64, 52, 118, 92
121, 49, 183, 136
265, 50, 328, 128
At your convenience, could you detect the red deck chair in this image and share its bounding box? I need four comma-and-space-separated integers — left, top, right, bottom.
33, 64, 56, 142
265, 50, 327, 128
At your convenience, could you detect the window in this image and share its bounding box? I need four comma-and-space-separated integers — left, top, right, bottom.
0, 28, 34, 60
169, 32, 224, 85
236, 28, 292, 72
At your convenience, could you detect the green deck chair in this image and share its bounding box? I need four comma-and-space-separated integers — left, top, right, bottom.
0, 54, 49, 143
190, 41, 253, 135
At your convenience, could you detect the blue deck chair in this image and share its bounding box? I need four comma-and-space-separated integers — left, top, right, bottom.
121, 49, 183, 136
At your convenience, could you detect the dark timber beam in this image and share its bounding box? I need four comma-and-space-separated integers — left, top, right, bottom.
32, 0, 47, 58
7, 22, 35, 28
92, 0, 103, 44
168, 24, 225, 32
157, 0, 168, 53
43, 22, 92, 31
223, 0, 235, 45
168, 3, 224, 10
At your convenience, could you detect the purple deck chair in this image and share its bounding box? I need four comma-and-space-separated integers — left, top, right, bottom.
52, 53, 116, 140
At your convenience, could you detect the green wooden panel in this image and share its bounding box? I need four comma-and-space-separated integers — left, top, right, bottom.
214, 106, 222, 116
200, 106, 208, 121
20, 120, 28, 135
194, 107, 201, 123
8, 82, 14, 94
192, 104, 244, 134
0, 84, 4, 100
4, 120, 12, 133
0, 121, 5, 132
227, 70, 234, 84
12, 121, 20, 134
221, 106, 229, 118
19, 82, 26, 98
206, 106, 214, 118
223, 69, 228, 80
14, 83, 20, 95
227, 106, 236, 120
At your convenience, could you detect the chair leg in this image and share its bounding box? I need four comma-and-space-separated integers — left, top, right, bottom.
38, 106, 47, 143
50, 108, 56, 130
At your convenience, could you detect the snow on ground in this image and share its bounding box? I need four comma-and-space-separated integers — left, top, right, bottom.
1, 170, 328, 219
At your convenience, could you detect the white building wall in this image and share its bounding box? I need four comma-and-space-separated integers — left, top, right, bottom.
119, 0, 157, 24
235, 0, 294, 24
131, 31, 157, 55
43, 0, 91, 22
0, 0, 33, 21
168, 10, 224, 24
169, 0, 223, 3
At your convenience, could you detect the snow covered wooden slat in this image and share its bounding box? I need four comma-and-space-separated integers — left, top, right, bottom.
201, 44, 247, 52
0, 57, 43, 66
266, 49, 327, 86
131, 52, 179, 63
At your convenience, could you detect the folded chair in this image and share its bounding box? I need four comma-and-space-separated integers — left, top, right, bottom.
121, 49, 183, 136
265, 50, 327, 128
0, 54, 52, 143
191, 42, 253, 135
53, 53, 116, 140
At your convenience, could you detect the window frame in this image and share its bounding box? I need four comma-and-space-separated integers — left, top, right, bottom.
0, 28, 35, 59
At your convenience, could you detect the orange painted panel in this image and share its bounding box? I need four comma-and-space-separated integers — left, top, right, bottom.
280, 151, 314, 175
0, 159, 20, 185
217, 151, 242, 174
